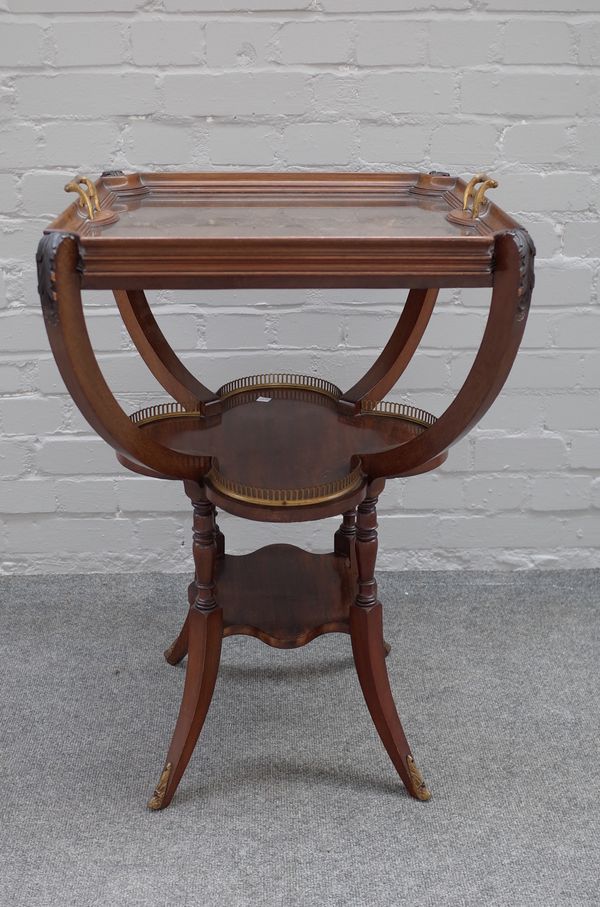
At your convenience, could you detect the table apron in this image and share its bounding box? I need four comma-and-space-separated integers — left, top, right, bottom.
80, 274, 495, 291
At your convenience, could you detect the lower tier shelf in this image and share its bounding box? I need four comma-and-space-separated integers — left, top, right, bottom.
216, 544, 356, 648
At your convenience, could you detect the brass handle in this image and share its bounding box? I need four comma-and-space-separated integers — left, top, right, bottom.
64, 175, 100, 220
462, 173, 487, 212
472, 178, 498, 219
64, 179, 94, 220
446, 172, 499, 226
78, 176, 100, 213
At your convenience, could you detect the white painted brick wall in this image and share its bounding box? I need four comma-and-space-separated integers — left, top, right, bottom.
0, 2, 599, 574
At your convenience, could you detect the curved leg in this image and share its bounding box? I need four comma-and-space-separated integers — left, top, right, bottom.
341, 288, 438, 408
114, 289, 219, 412
149, 605, 222, 810
350, 494, 430, 801
149, 483, 222, 810
164, 613, 189, 666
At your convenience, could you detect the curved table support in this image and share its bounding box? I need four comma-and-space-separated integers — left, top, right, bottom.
360, 229, 535, 479
113, 289, 219, 411
37, 232, 211, 480
341, 288, 438, 408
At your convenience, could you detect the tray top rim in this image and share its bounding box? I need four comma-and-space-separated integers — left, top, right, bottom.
46, 168, 522, 238
42, 169, 524, 288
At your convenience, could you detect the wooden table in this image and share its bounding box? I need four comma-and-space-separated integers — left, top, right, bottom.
37, 170, 535, 810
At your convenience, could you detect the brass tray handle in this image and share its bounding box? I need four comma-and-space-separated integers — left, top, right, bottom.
78, 176, 100, 213
64, 177, 95, 220
472, 178, 498, 219
462, 173, 487, 212
64, 175, 119, 225
447, 172, 498, 226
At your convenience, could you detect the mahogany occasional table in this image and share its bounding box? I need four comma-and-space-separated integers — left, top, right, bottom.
37, 170, 534, 810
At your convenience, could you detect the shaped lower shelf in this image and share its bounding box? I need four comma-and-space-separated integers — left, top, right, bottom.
217, 544, 356, 649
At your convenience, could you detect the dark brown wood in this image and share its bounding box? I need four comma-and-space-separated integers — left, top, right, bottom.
169, 544, 355, 654
350, 495, 430, 800
350, 602, 430, 801
149, 605, 223, 810
165, 498, 225, 665
164, 615, 188, 666
114, 289, 219, 411
342, 288, 438, 407
355, 494, 380, 608
37, 168, 534, 810
334, 508, 357, 558
214, 510, 225, 559
360, 229, 535, 478
219, 545, 353, 648
36, 233, 211, 481
186, 481, 218, 611
43, 171, 520, 290
117, 383, 437, 521
150, 482, 223, 810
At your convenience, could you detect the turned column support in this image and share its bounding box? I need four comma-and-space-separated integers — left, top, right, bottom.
185, 480, 218, 612
166, 491, 224, 666
355, 493, 381, 609
214, 509, 225, 560
334, 508, 357, 558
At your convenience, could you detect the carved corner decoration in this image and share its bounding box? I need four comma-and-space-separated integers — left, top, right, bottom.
508, 228, 536, 322
36, 232, 82, 328
406, 755, 431, 801
147, 762, 172, 810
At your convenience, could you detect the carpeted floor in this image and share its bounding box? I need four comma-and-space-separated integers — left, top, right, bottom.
0, 569, 598, 907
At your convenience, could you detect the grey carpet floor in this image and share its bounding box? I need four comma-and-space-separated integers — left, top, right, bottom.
0, 570, 598, 907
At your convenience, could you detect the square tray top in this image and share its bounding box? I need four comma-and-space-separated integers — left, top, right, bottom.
44, 170, 521, 290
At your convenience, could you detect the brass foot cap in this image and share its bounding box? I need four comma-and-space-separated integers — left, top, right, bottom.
147, 762, 172, 811
406, 755, 432, 801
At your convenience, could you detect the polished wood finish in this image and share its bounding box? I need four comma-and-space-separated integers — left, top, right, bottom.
150, 605, 223, 810
44, 171, 519, 290
350, 491, 430, 800
341, 287, 438, 408
114, 289, 218, 411
220, 545, 353, 648
37, 168, 535, 809
334, 508, 357, 559
151, 482, 222, 809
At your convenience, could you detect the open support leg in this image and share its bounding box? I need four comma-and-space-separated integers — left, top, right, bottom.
164, 502, 224, 666
349, 490, 430, 801
148, 483, 223, 810
334, 507, 391, 657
